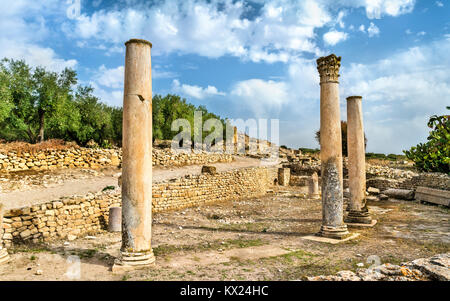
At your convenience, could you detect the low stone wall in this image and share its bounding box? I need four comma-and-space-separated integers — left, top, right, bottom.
0, 147, 233, 172
1, 166, 277, 247
366, 172, 450, 192
152, 167, 277, 212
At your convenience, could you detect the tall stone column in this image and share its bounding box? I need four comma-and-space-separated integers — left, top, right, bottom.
115, 39, 155, 269
0, 204, 10, 264
345, 96, 372, 224
316, 54, 349, 239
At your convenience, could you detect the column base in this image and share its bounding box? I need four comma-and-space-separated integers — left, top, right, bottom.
0, 248, 10, 265
317, 225, 350, 240
112, 250, 155, 273
344, 210, 372, 224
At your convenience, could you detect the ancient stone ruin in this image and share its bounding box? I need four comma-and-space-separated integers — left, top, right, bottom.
0, 45, 448, 281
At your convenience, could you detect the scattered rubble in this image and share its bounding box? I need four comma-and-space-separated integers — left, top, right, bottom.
306, 253, 449, 281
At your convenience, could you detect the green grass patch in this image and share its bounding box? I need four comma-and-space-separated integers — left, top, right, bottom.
153, 238, 266, 257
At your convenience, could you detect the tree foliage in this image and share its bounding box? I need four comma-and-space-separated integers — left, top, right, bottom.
0, 58, 228, 147
404, 107, 450, 173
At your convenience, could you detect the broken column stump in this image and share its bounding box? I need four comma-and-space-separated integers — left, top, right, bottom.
308, 172, 320, 199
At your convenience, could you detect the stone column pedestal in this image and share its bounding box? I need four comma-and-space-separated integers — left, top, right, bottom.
308, 172, 320, 199
0, 204, 10, 265
344, 96, 372, 224
114, 39, 155, 271
316, 54, 349, 239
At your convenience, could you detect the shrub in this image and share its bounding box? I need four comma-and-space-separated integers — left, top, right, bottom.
404, 107, 449, 173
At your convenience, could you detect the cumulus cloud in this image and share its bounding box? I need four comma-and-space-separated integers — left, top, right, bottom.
323, 30, 348, 46
172, 79, 225, 99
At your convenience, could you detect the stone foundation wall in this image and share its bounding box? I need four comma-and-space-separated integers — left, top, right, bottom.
290, 175, 311, 186
0, 147, 233, 172
1, 166, 277, 247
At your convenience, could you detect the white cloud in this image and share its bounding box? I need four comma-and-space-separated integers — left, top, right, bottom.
94, 65, 124, 89
323, 30, 348, 46
367, 22, 380, 37
230, 79, 289, 115
61, 0, 332, 63
172, 79, 226, 99
0, 0, 76, 72
359, 24, 366, 32
361, 0, 416, 19
336, 10, 346, 28
339, 37, 450, 153
435, 1, 444, 7
0, 40, 77, 72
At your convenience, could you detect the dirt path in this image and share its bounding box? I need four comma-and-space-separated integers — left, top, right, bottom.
1, 156, 276, 210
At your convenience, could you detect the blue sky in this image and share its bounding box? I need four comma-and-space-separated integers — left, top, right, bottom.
1, 0, 449, 154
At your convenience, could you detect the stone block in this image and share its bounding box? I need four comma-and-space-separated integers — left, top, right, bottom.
415, 186, 449, 207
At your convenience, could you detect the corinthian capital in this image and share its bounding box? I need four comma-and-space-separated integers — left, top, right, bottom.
317, 54, 341, 84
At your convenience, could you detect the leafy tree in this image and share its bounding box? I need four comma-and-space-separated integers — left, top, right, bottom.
0, 59, 77, 142
315, 120, 367, 157
33, 66, 77, 142
152, 94, 228, 144
0, 59, 36, 141
404, 107, 450, 173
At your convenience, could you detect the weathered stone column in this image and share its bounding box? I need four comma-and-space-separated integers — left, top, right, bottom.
345, 96, 372, 224
115, 39, 155, 269
316, 54, 349, 239
0, 204, 10, 265
308, 172, 320, 199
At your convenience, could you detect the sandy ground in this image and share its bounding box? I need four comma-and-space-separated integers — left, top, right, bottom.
1, 156, 272, 210
0, 185, 448, 281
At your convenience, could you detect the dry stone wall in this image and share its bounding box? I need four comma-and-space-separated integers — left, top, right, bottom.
1, 166, 277, 247
0, 147, 233, 172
